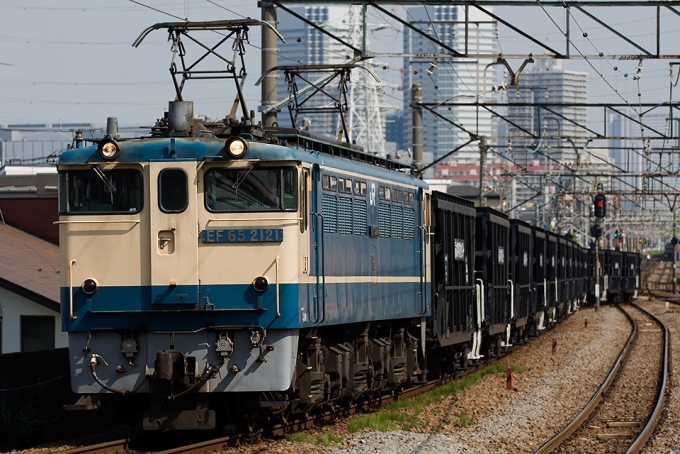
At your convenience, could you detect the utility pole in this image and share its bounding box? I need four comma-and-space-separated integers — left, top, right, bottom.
412, 83, 423, 174
595, 241, 600, 311
479, 138, 488, 207
674, 215, 678, 294
261, 4, 278, 128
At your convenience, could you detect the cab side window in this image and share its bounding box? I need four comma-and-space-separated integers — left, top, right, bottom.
159, 169, 188, 213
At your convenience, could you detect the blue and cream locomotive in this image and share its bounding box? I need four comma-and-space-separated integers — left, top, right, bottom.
60, 99, 430, 430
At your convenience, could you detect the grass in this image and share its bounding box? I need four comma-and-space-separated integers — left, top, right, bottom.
287, 430, 344, 447
456, 410, 474, 427
347, 363, 526, 433
347, 411, 417, 433
0, 393, 57, 451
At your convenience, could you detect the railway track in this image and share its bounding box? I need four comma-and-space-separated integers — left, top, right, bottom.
52, 379, 446, 454
53, 351, 494, 454
534, 303, 669, 454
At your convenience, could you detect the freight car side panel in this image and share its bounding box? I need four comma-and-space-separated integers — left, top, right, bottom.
532, 228, 547, 314
430, 191, 476, 347
475, 208, 509, 336
509, 220, 532, 327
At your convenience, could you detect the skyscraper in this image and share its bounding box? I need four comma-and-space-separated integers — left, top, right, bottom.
506, 59, 588, 165
402, 5, 498, 172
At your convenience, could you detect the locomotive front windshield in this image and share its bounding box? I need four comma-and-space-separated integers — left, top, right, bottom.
59, 169, 143, 214
205, 166, 297, 212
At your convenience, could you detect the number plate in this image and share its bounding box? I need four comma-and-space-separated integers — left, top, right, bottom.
202, 228, 283, 243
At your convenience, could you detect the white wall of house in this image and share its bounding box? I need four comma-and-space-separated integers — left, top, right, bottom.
0, 287, 67, 354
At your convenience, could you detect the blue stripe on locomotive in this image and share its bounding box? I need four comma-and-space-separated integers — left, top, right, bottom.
61, 137, 430, 333
61, 280, 428, 332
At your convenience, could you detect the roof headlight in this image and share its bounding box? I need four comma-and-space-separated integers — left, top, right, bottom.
98, 138, 120, 160
226, 137, 248, 158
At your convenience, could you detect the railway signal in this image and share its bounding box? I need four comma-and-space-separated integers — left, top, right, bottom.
590, 224, 602, 238
594, 193, 606, 218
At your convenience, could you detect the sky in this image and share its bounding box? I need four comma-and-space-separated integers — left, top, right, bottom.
2, 1, 680, 132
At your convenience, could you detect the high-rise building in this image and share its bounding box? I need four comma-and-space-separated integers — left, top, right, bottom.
276, 6, 388, 154
506, 59, 588, 165
402, 5, 498, 173
609, 112, 680, 199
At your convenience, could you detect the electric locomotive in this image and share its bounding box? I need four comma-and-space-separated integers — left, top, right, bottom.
59, 19, 437, 431
59, 107, 434, 430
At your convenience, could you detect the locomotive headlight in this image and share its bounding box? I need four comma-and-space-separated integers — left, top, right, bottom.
98, 138, 120, 160
226, 137, 248, 158
252, 276, 269, 292
81, 278, 99, 295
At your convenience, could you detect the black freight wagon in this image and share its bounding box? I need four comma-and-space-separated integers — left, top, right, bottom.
509, 219, 532, 344
605, 249, 625, 303
429, 191, 476, 348
546, 231, 559, 323
475, 207, 510, 354
623, 252, 640, 302
532, 226, 548, 333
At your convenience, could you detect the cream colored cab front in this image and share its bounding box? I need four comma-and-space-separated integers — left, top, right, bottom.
148, 161, 199, 305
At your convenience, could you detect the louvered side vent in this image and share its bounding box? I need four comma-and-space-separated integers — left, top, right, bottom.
404, 207, 415, 240
322, 194, 338, 233
379, 203, 391, 238
353, 199, 367, 236
338, 196, 353, 235
391, 205, 403, 239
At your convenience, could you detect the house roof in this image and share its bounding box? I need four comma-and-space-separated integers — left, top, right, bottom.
0, 222, 60, 312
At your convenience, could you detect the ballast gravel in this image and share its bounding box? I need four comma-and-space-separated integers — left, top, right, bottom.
639, 298, 680, 453
329, 304, 631, 454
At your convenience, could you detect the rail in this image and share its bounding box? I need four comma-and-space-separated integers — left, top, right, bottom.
55, 438, 135, 454
627, 302, 669, 453
534, 302, 669, 454
533, 304, 637, 454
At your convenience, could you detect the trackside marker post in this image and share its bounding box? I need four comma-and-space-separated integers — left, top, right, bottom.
506, 366, 513, 390
552, 337, 557, 355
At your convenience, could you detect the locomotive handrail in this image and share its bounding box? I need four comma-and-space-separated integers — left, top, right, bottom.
310, 212, 326, 323
69, 259, 77, 320
204, 217, 302, 224
276, 256, 280, 317
54, 220, 141, 224
417, 225, 427, 314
